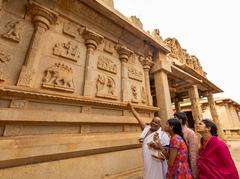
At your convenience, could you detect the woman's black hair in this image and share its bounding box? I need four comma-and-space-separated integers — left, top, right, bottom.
168, 118, 184, 139
168, 118, 191, 168
202, 119, 218, 136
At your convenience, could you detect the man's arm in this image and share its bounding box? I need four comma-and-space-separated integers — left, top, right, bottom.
127, 102, 145, 130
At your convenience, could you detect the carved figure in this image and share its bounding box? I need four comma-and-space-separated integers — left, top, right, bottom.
97, 56, 117, 74
42, 63, 74, 91
107, 77, 115, 95
53, 41, 80, 62
151, 29, 162, 41
96, 74, 105, 91
2, 20, 24, 42
131, 85, 138, 100
141, 87, 147, 104
128, 66, 143, 81
0, 50, 11, 82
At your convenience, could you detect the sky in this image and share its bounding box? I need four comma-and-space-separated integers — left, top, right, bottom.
114, 0, 240, 103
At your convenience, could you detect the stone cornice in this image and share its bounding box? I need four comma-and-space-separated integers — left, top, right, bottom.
0, 85, 159, 112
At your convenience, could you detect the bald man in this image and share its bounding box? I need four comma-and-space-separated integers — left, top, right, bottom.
128, 103, 170, 179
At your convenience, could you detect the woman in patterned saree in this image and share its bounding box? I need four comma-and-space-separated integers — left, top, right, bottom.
154, 118, 192, 179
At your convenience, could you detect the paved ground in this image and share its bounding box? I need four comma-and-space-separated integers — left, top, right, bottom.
228, 140, 240, 175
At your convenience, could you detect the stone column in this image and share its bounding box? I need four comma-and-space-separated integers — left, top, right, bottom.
188, 85, 203, 124
82, 29, 103, 97
140, 56, 154, 105
206, 92, 225, 140
152, 57, 173, 122
17, 2, 57, 87
116, 45, 133, 102
174, 98, 181, 112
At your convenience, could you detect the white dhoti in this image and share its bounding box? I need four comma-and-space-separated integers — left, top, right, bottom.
140, 126, 170, 179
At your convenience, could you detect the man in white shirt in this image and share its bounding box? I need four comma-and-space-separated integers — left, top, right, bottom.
128, 103, 170, 179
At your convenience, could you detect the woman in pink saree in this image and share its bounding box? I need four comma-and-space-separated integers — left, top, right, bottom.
196, 119, 239, 179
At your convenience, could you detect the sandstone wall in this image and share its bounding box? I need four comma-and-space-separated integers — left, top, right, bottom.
0, 0, 157, 178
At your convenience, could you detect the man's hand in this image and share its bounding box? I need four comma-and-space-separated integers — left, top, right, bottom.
127, 102, 134, 111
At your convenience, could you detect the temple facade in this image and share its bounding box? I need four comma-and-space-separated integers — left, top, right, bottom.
180, 98, 240, 138
0, 0, 223, 178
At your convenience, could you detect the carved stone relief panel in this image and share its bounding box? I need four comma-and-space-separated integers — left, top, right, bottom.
103, 39, 115, 54
131, 85, 138, 103
0, 49, 11, 83
1, 20, 24, 43
141, 87, 147, 104
96, 74, 117, 100
10, 99, 28, 109
63, 21, 85, 38
53, 41, 80, 62
128, 66, 143, 82
97, 55, 117, 74
42, 63, 75, 92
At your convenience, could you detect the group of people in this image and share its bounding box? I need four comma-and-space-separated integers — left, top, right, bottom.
128, 103, 239, 179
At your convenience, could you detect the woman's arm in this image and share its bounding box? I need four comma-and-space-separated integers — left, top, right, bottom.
168, 148, 178, 167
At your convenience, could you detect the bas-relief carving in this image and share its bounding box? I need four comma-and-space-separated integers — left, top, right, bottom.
151, 29, 162, 41
164, 38, 205, 76
131, 85, 138, 103
53, 41, 80, 62
103, 39, 114, 54
129, 16, 143, 29
96, 74, 117, 100
97, 56, 117, 74
0, 50, 11, 82
10, 99, 28, 109
42, 63, 75, 92
1, 20, 24, 43
128, 66, 143, 82
141, 87, 147, 104
63, 21, 85, 38
17, 66, 34, 87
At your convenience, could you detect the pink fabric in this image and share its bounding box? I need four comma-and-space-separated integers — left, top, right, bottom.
182, 125, 198, 178
198, 136, 239, 179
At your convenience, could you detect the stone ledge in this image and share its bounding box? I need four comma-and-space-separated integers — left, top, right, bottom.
0, 85, 159, 112
0, 108, 151, 124
0, 132, 141, 168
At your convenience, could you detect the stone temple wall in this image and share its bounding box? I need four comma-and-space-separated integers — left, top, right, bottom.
0, 0, 158, 178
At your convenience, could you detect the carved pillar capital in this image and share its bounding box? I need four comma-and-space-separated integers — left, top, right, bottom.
115, 45, 133, 63
27, 2, 57, 30
139, 55, 154, 71
82, 29, 104, 50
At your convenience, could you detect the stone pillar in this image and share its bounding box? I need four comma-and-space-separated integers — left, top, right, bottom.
152, 57, 173, 122
140, 55, 154, 105
0, 0, 3, 11
17, 2, 57, 87
206, 92, 225, 140
82, 29, 103, 97
174, 98, 181, 112
115, 45, 133, 102
188, 85, 202, 124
